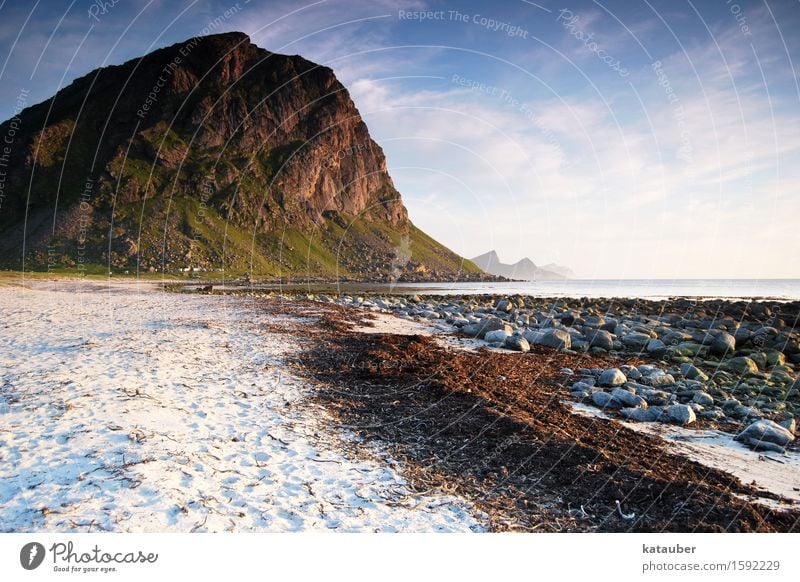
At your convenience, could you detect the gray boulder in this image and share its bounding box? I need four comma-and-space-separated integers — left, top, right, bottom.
592, 391, 621, 409
620, 407, 665, 422
710, 332, 736, 356
667, 404, 696, 425
611, 388, 648, 408
485, 329, 511, 344
647, 373, 677, 387
598, 368, 627, 387
586, 329, 614, 351
525, 328, 571, 350
646, 339, 667, 357
504, 335, 530, 352
692, 391, 715, 406
679, 363, 709, 382
735, 419, 795, 451
725, 356, 759, 375
621, 332, 651, 350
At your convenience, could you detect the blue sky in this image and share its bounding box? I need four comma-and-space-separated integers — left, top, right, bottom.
1, 0, 799, 278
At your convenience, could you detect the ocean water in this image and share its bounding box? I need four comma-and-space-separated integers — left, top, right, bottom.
267, 279, 800, 301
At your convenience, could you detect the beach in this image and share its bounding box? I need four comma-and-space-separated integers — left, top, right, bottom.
1, 279, 798, 532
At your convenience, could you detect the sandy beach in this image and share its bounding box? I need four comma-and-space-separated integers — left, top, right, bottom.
0, 280, 483, 532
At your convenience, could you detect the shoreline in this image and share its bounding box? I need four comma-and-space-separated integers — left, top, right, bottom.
1, 279, 798, 532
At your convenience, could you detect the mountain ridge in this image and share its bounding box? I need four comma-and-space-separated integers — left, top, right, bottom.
471, 250, 574, 281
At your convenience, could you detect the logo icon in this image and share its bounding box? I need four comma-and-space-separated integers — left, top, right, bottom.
20, 542, 46, 570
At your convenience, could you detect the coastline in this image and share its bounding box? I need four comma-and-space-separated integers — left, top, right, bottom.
1, 278, 798, 532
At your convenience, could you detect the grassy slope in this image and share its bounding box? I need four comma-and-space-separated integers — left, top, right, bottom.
26, 194, 480, 278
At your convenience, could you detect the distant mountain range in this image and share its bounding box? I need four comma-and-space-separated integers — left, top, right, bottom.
471, 251, 575, 281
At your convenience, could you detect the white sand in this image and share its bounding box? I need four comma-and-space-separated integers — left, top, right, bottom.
0, 281, 484, 532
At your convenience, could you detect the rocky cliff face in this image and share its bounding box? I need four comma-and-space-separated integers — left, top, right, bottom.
0, 32, 477, 279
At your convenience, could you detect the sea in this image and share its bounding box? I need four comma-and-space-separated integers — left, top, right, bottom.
228, 279, 800, 301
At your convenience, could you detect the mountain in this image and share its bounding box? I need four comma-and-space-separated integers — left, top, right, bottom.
540, 263, 577, 279
471, 251, 573, 281
0, 32, 480, 280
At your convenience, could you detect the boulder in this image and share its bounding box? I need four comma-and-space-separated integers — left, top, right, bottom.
647, 373, 676, 387
679, 363, 709, 382
611, 387, 648, 408
725, 357, 759, 375
585, 329, 614, 351
692, 391, 714, 406
710, 332, 735, 356
735, 419, 795, 450
504, 335, 530, 352
667, 404, 696, 425
621, 332, 651, 350
524, 328, 571, 350
620, 407, 665, 422
485, 329, 511, 344
598, 368, 627, 387
646, 338, 667, 357
591, 391, 621, 409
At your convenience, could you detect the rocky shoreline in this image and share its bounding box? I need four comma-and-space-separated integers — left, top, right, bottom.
298, 293, 799, 453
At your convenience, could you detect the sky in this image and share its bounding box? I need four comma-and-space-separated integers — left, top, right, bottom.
1, 0, 799, 278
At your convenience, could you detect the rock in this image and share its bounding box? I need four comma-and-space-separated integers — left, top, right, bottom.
667, 404, 696, 425
679, 363, 709, 382
584, 315, 605, 327
733, 328, 752, 346
647, 373, 676, 387
620, 407, 664, 422
710, 332, 735, 356
611, 387, 648, 408
617, 366, 640, 381
485, 329, 511, 344
585, 329, 614, 351
735, 419, 795, 450
621, 332, 651, 350
766, 350, 786, 367
591, 391, 621, 409
699, 409, 726, 421
662, 330, 692, 345
692, 391, 714, 406
646, 339, 667, 357
495, 298, 513, 312
503, 335, 530, 352
524, 328, 571, 350
467, 317, 511, 338
598, 368, 627, 387
630, 384, 672, 406
725, 357, 759, 375
419, 310, 440, 319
